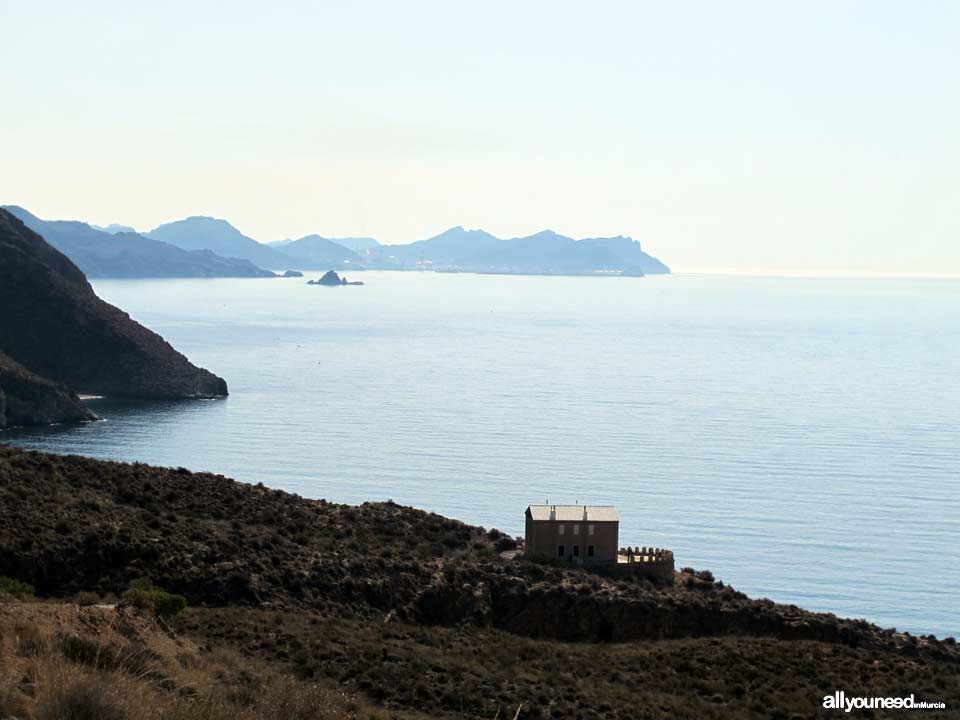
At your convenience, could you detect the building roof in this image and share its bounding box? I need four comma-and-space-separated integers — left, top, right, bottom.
526, 505, 619, 522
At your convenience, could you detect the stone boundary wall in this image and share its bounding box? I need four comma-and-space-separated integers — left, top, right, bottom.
607, 546, 675, 583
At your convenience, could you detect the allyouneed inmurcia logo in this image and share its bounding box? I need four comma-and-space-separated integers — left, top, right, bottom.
823, 691, 946, 712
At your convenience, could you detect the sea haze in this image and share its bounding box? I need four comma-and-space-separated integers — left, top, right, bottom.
4, 272, 958, 638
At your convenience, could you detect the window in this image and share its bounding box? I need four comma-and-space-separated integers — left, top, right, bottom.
588, 524, 595, 536
573, 524, 580, 535
558, 545, 565, 557
573, 545, 580, 557
588, 545, 595, 557
558, 524, 565, 535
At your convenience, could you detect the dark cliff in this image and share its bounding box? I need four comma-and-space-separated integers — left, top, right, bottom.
0, 352, 96, 428
0, 209, 227, 399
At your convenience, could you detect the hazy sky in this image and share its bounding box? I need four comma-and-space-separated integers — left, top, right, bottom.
2, 1, 958, 271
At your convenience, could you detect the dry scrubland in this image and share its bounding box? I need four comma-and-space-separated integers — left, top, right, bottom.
0, 445, 957, 719
0, 601, 424, 720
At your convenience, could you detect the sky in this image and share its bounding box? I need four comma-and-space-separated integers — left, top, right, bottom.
2, 1, 958, 272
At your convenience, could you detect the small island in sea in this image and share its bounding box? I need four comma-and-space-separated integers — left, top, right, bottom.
307, 270, 364, 286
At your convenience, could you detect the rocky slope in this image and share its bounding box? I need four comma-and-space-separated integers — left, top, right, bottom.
0, 446, 955, 718
0, 352, 96, 429
0, 208, 227, 400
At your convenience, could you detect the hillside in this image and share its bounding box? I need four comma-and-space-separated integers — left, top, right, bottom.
0, 445, 955, 719
377, 226, 671, 276
0, 352, 96, 429
0, 601, 418, 720
0, 209, 227, 400
382, 226, 502, 267
4, 207, 275, 278
278, 234, 364, 270
147, 216, 295, 270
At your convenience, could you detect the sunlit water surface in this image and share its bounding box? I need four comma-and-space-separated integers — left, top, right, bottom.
5, 272, 958, 637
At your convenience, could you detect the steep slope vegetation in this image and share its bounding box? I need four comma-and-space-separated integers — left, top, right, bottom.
0, 209, 227, 399
0, 352, 96, 429
0, 446, 955, 718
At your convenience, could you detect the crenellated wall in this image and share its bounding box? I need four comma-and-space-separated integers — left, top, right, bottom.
607, 546, 675, 583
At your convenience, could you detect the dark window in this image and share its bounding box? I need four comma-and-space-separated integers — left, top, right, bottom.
588, 545, 595, 557
558, 545, 565, 557
573, 545, 580, 557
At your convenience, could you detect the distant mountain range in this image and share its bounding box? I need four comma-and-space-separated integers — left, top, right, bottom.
377, 226, 670, 275
145, 216, 295, 271
3, 206, 670, 278
3, 207, 275, 279
173, 221, 671, 276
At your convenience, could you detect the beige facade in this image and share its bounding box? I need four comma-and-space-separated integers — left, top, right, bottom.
524, 505, 619, 565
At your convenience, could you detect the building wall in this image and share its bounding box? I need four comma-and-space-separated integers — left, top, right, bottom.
525, 512, 618, 564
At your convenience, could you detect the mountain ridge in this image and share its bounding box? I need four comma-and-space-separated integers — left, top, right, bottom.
3, 206, 275, 278
146, 216, 296, 270
274, 234, 364, 270
12, 206, 672, 277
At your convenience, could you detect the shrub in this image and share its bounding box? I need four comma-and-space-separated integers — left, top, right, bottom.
34, 676, 127, 720
0, 575, 34, 597
122, 587, 155, 612
76, 591, 100, 606
127, 578, 154, 593
13, 622, 46, 657
121, 580, 187, 619
696, 569, 715, 582
152, 591, 187, 619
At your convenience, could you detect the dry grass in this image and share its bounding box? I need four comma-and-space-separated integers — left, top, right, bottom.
0, 601, 430, 720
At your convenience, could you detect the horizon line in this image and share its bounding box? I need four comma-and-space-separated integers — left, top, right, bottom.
673, 266, 960, 279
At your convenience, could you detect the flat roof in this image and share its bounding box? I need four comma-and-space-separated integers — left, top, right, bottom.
527, 505, 619, 522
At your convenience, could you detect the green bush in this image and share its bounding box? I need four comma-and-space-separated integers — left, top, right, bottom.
121, 580, 187, 619
127, 578, 154, 593
152, 591, 187, 619
122, 587, 155, 612
0, 576, 34, 597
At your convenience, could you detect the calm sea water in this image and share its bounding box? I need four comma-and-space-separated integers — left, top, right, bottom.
4, 272, 958, 638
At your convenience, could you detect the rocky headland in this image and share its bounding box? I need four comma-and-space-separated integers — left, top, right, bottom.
0, 208, 228, 426
0, 352, 97, 429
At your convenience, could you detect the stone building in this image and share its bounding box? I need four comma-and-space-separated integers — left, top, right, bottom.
524, 504, 676, 582
524, 505, 619, 564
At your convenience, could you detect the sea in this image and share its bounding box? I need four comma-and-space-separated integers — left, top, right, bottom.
4, 271, 958, 638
